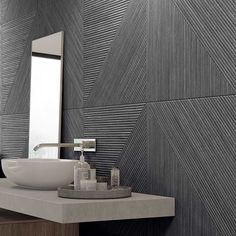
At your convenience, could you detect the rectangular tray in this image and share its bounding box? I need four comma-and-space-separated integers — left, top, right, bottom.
58, 186, 132, 199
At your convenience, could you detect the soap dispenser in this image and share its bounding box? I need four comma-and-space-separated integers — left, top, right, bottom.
74, 146, 90, 191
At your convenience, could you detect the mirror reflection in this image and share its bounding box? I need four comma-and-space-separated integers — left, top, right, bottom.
28, 32, 64, 159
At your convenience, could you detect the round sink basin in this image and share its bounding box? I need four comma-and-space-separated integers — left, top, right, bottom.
1, 159, 77, 190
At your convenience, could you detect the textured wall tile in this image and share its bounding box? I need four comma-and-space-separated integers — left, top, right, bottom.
0, 0, 37, 24
4, 45, 32, 114
0, 116, 2, 153
1, 113, 29, 158
61, 109, 84, 158
1, 84, 11, 114
38, 0, 57, 9
38, 0, 83, 10
149, 95, 236, 235
148, 0, 235, 102
116, 106, 147, 192
0, 24, 1, 152
172, 0, 236, 91
83, 0, 130, 101
1, 13, 36, 113
1, 13, 34, 86
148, 104, 219, 235
85, 0, 147, 107
84, 103, 145, 175
0, 1, 2, 23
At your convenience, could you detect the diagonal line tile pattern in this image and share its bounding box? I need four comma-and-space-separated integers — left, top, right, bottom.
1, 13, 36, 113
172, 0, 236, 90
83, 0, 130, 102
1, 113, 29, 159
148, 106, 219, 235
4, 27, 35, 114
0, 0, 37, 24
148, 0, 235, 102
149, 95, 236, 235
116, 106, 147, 193
85, 0, 147, 107
84, 103, 145, 175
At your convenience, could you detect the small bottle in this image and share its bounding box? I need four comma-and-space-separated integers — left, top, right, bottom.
110, 167, 120, 188
89, 164, 96, 180
74, 148, 90, 191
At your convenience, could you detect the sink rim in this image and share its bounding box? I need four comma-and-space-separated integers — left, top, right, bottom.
1, 158, 78, 190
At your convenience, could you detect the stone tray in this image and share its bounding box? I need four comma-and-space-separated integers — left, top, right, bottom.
58, 186, 132, 199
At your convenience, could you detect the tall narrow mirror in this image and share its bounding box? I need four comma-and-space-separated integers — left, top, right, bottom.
28, 32, 64, 159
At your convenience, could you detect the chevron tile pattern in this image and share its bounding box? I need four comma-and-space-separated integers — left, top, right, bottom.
84, 103, 145, 175
0, 0, 37, 24
149, 95, 236, 235
148, 0, 235, 102
116, 106, 147, 193
1, 13, 35, 113
148, 109, 219, 236
85, 0, 147, 107
83, 0, 130, 102
172, 0, 236, 91
4, 39, 33, 114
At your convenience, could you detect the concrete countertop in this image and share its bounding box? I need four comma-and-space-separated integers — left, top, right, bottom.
0, 179, 175, 223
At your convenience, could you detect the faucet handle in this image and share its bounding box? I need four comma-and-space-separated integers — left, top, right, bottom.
74, 139, 96, 152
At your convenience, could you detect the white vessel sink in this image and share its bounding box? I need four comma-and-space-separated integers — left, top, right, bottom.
1, 159, 77, 190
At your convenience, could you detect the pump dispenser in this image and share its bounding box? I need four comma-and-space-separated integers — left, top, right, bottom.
74, 146, 90, 191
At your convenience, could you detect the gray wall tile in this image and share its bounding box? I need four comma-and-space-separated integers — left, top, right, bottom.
148, 0, 235, 102
83, 0, 130, 101
148, 106, 219, 235
84, 103, 145, 175
1, 113, 29, 159
1, 13, 36, 113
116, 106, 147, 193
84, 0, 147, 107
0, 0, 37, 24
172, 0, 236, 90
148, 95, 236, 235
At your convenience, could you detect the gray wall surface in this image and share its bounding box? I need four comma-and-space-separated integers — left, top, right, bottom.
0, 0, 235, 235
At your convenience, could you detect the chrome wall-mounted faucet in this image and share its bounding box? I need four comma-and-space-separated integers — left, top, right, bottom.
33, 138, 96, 152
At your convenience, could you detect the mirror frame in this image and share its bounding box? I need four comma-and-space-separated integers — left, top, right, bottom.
28, 31, 64, 159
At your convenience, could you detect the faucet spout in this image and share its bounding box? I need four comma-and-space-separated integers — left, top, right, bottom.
33, 143, 80, 151
33, 139, 96, 152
